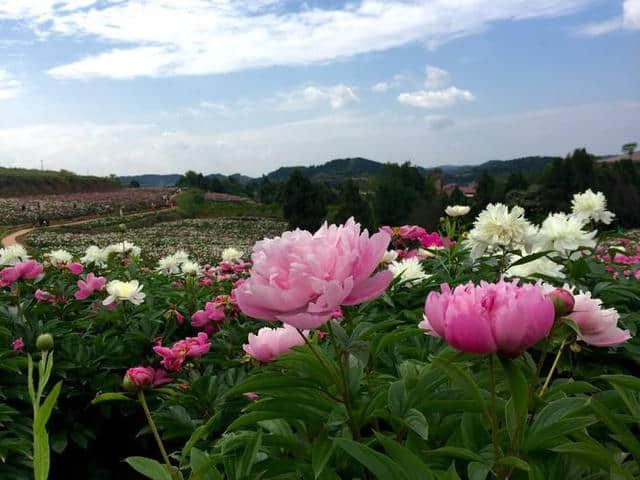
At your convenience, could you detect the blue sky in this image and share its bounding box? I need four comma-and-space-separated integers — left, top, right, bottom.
0, 0, 638, 176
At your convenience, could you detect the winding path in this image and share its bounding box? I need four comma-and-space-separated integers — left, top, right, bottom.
1, 208, 175, 248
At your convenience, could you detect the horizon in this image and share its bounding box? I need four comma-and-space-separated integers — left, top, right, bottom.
1, 1, 638, 177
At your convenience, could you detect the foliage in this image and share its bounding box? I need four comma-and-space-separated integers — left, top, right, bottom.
282, 170, 328, 231
0, 167, 121, 198
330, 179, 373, 230
372, 162, 425, 225
175, 190, 206, 217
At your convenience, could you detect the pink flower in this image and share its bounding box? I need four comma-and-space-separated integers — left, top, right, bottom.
548, 288, 575, 317
0, 260, 44, 287
568, 292, 631, 347
243, 324, 307, 362
68, 262, 84, 275
35, 289, 58, 304
236, 218, 392, 330
191, 302, 226, 330
420, 279, 555, 356
74, 273, 107, 300
419, 232, 444, 248
11, 337, 24, 352
243, 392, 259, 401
153, 332, 211, 372
125, 367, 172, 389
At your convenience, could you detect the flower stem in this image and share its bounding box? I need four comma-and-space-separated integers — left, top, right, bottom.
488, 356, 502, 478
539, 339, 566, 397
137, 391, 176, 480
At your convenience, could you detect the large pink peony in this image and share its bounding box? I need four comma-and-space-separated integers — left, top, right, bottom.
0, 260, 44, 287
243, 324, 307, 362
420, 278, 555, 355
236, 218, 392, 329
568, 291, 630, 347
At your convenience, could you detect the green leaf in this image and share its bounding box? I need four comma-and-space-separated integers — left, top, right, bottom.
388, 380, 408, 418
590, 397, 640, 464
190, 448, 223, 480
524, 416, 597, 451
427, 447, 486, 464
551, 442, 633, 480
599, 374, 640, 392
311, 433, 335, 479
124, 457, 172, 480
33, 426, 50, 480
180, 413, 220, 467
404, 409, 429, 440
499, 358, 528, 424
497, 456, 530, 472
335, 438, 408, 480
507, 251, 552, 269
91, 392, 133, 405
34, 381, 62, 436
467, 462, 490, 480
236, 431, 262, 479
432, 358, 484, 409
374, 432, 435, 480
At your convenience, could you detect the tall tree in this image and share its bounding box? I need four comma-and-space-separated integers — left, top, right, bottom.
622, 142, 637, 158
282, 170, 327, 231
332, 179, 372, 229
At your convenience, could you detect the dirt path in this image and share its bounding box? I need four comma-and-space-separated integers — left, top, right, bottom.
1, 208, 175, 248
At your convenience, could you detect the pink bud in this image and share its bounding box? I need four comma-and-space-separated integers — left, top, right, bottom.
68, 262, 84, 275
548, 288, 575, 317
11, 337, 24, 352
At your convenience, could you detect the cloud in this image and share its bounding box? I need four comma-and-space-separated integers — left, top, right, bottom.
0, 102, 636, 176
576, 0, 640, 36
0, 0, 595, 79
424, 115, 455, 130
372, 82, 390, 93
398, 86, 474, 109
0, 68, 20, 100
277, 84, 359, 110
424, 65, 450, 89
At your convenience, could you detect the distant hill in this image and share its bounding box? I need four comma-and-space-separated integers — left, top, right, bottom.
267, 157, 384, 182
437, 156, 560, 184
1, 167, 121, 198
119, 174, 182, 187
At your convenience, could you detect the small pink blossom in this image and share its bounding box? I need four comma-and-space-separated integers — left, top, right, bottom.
243, 324, 307, 362
568, 291, 631, 347
125, 366, 172, 389
67, 262, 84, 275
0, 260, 44, 287
74, 273, 107, 300
243, 392, 259, 401
11, 337, 24, 352
153, 332, 211, 372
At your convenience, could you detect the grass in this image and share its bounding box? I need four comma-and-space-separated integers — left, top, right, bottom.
0, 167, 121, 197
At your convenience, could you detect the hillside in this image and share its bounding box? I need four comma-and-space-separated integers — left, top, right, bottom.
119, 174, 182, 187
267, 157, 383, 182
0, 167, 121, 198
437, 156, 560, 184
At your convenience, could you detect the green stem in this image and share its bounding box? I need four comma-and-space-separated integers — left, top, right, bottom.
138, 391, 176, 480
488, 356, 502, 478
539, 339, 567, 397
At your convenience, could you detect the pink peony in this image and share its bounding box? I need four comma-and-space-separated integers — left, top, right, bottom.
35, 289, 58, 304
568, 292, 630, 347
74, 273, 107, 300
236, 218, 392, 330
191, 302, 226, 331
243, 324, 307, 362
125, 367, 172, 389
11, 337, 24, 352
68, 262, 84, 275
548, 288, 575, 317
0, 260, 44, 287
420, 278, 555, 356
153, 332, 211, 372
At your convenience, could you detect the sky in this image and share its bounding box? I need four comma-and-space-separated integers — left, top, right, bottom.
0, 0, 638, 177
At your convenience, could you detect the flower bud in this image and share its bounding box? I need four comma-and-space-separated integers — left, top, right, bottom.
123, 366, 154, 391
119, 223, 127, 232
549, 288, 575, 317
122, 374, 136, 392
36, 333, 54, 351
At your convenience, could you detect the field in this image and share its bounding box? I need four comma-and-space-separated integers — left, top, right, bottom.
1, 190, 639, 480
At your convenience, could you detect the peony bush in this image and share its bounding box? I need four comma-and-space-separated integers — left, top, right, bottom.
0, 191, 639, 479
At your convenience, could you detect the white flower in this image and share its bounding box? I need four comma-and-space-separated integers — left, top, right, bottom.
506, 249, 565, 279
417, 246, 443, 260
81, 246, 110, 267
157, 255, 182, 274
172, 249, 190, 264
571, 189, 615, 225
381, 250, 399, 264
47, 249, 73, 266
106, 241, 141, 257
0, 244, 29, 266
465, 203, 537, 259
103, 280, 145, 306
537, 213, 597, 255
445, 205, 470, 217
221, 247, 243, 262
181, 260, 201, 275
389, 257, 430, 286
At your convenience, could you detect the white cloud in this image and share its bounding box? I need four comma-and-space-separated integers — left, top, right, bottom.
424, 115, 455, 130
372, 82, 390, 93
576, 0, 640, 35
0, 68, 20, 100
0, 0, 595, 79
0, 102, 636, 176
424, 65, 450, 89
278, 84, 359, 110
398, 86, 474, 109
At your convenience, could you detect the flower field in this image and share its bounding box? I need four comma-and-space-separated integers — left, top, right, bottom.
1, 190, 639, 480
0, 189, 175, 225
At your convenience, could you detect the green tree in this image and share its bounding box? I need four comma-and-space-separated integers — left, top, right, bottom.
474, 169, 496, 209
175, 189, 205, 217
622, 142, 637, 158
332, 179, 372, 229
282, 170, 327, 231
372, 163, 422, 225
129, 179, 140, 188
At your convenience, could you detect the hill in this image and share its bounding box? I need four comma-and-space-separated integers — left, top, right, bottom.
437, 156, 560, 184
0, 167, 121, 198
119, 174, 182, 187
267, 157, 383, 182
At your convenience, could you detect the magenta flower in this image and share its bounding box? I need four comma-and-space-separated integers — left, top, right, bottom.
35, 289, 58, 304
236, 218, 392, 330
243, 324, 307, 362
11, 337, 24, 352
191, 301, 226, 332
153, 332, 211, 372
568, 291, 630, 347
0, 260, 44, 287
125, 367, 172, 389
74, 273, 107, 300
420, 279, 555, 356
68, 262, 84, 275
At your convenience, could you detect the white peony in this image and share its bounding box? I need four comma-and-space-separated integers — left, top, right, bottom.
445, 205, 470, 217
103, 280, 145, 306
571, 189, 615, 225
465, 203, 537, 259
0, 244, 29, 266
47, 249, 73, 266
537, 212, 597, 255
81, 246, 110, 267
418, 246, 444, 260
381, 250, 399, 264
172, 249, 190, 264
106, 241, 141, 257
221, 247, 243, 262
506, 249, 565, 279
157, 255, 182, 275
389, 257, 430, 286
181, 260, 201, 275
